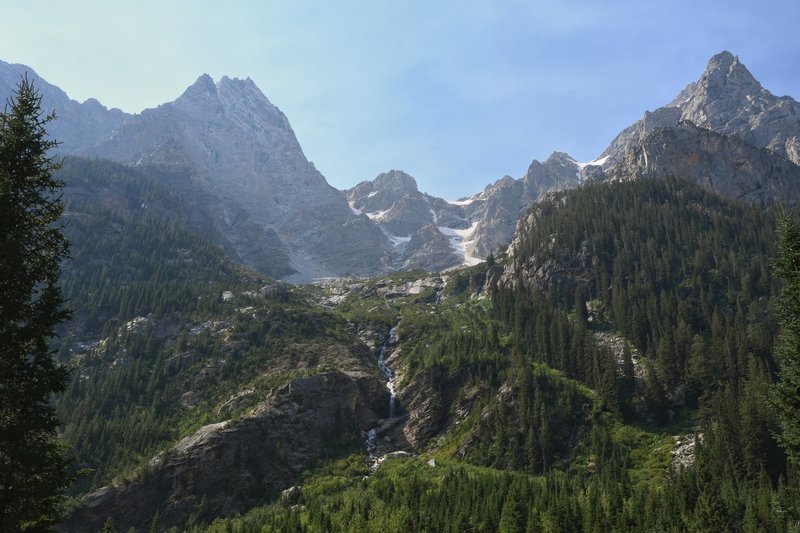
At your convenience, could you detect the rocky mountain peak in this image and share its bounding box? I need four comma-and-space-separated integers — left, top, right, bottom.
680, 51, 772, 127
599, 51, 800, 175
346, 170, 420, 214
700, 51, 759, 92
373, 170, 419, 195
189, 72, 217, 93
544, 151, 576, 166
0, 59, 129, 153
522, 152, 580, 197
171, 74, 224, 117
84, 73, 391, 281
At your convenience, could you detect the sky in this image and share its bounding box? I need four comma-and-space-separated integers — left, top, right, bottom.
1, 1, 799, 199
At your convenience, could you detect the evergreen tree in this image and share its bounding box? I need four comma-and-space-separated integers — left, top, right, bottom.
772, 212, 800, 464
0, 77, 71, 530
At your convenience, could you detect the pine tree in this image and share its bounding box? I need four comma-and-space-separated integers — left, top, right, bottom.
0, 76, 71, 530
772, 212, 800, 464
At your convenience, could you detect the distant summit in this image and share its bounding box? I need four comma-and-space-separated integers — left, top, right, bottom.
0, 59, 128, 153
1, 51, 798, 278
599, 51, 800, 171
84, 73, 391, 280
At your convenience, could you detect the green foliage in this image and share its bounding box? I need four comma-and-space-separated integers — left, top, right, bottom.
0, 77, 71, 531
506, 176, 778, 409
53, 172, 800, 531
772, 212, 800, 464
56, 157, 246, 337
196, 447, 799, 532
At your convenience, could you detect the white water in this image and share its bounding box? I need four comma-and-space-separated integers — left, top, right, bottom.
365, 428, 378, 458
378, 327, 398, 418
365, 326, 399, 459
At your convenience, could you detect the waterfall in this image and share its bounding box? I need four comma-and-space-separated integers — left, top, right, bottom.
364, 326, 399, 461
365, 428, 378, 458
377, 326, 397, 418
378, 326, 397, 418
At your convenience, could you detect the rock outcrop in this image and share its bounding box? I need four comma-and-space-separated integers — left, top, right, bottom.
610, 121, 800, 205
62, 371, 386, 532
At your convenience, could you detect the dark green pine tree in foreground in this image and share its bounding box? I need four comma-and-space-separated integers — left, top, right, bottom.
0, 77, 71, 531
773, 212, 800, 465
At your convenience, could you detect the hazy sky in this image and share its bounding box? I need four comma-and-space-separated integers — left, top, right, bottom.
2, 1, 798, 199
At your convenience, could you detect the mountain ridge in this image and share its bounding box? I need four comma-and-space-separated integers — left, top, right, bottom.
2, 50, 799, 279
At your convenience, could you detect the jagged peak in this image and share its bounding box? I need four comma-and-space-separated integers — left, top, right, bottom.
188, 73, 217, 93
698, 51, 763, 94
544, 151, 577, 165
177, 74, 265, 101
173, 73, 220, 109
707, 50, 736, 69
373, 170, 419, 193
216, 75, 260, 92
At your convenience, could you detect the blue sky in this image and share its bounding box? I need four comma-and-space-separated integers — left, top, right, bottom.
2, 1, 798, 199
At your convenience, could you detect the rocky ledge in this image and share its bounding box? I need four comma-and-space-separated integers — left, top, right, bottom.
61, 371, 386, 532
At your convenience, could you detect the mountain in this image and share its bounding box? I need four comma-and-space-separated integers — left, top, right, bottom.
8, 50, 796, 279
0, 59, 129, 153
350, 51, 800, 270
608, 120, 800, 204
600, 51, 800, 167
591, 51, 800, 204
345, 170, 473, 271
1, 51, 792, 530
346, 153, 582, 270
57, 176, 792, 531
82, 74, 392, 281
464, 151, 582, 258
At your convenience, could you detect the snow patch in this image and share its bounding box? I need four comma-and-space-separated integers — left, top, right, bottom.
438, 222, 482, 266
575, 155, 610, 169
348, 201, 362, 216
366, 209, 390, 221
448, 197, 477, 206
388, 235, 411, 247
367, 190, 379, 198
429, 208, 438, 225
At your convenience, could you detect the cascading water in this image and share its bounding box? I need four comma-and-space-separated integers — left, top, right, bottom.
365, 326, 399, 460
365, 429, 377, 459
377, 326, 398, 418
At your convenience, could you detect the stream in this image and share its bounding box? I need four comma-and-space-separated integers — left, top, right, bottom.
365, 326, 398, 460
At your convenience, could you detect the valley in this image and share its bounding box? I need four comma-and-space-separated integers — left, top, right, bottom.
1, 49, 799, 531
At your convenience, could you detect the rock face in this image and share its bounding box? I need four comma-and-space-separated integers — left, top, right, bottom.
62, 371, 386, 532
346, 155, 582, 271
345, 170, 471, 271
0, 59, 129, 153
5, 50, 799, 278
83, 75, 391, 281
467, 152, 582, 259
592, 51, 800, 205
610, 121, 800, 205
